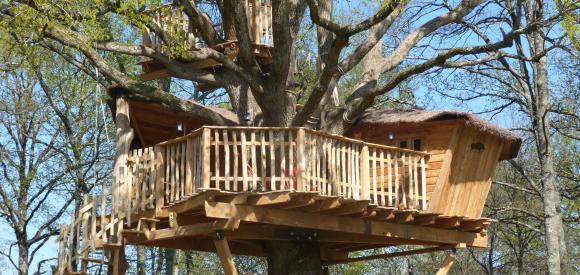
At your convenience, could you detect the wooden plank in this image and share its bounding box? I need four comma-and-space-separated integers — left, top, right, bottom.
232, 131, 239, 192
204, 202, 487, 247
260, 131, 267, 189
296, 129, 306, 192
214, 237, 239, 275
223, 130, 230, 191
269, 131, 276, 191
241, 130, 248, 191
250, 131, 257, 190
428, 125, 462, 212
214, 130, 220, 190
202, 128, 212, 189
326, 246, 454, 265
420, 156, 427, 210
186, 138, 194, 196
436, 253, 456, 275
155, 146, 166, 216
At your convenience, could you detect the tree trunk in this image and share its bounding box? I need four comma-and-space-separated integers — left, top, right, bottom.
528, 4, 569, 272
165, 249, 176, 275
264, 240, 322, 275
137, 246, 146, 275
17, 241, 28, 275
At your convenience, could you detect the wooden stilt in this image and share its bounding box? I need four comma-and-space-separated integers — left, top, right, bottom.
213, 231, 239, 275
436, 252, 456, 275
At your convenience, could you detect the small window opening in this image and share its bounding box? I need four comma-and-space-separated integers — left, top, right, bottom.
399, 141, 408, 149
413, 139, 422, 150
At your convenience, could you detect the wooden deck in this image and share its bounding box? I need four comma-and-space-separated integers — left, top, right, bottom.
56, 126, 490, 274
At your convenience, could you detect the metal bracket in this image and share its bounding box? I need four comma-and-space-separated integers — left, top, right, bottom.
289, 231, 318, 241
215, 230, 225, 241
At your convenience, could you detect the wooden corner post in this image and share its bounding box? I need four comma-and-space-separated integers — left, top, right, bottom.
214, 231, 238, 275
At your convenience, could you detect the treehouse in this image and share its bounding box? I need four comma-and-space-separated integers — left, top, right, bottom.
55, 94, 521, 275
139, 1, 274, 81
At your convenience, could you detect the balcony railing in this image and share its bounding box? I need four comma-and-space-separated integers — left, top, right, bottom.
121, 127, 429, 214
142, 1, 274, 54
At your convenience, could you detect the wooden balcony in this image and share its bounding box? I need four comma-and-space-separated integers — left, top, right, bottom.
139, 1, 274, 81
56, 127, 491, 274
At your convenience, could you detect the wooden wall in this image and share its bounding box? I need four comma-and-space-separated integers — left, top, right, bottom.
429, 125, 503, 218
350, 120, 503, 218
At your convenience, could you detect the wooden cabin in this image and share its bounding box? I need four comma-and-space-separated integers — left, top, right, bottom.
139, 1, 274, 81
56, 96, 522, 275
346, 109, 522, 218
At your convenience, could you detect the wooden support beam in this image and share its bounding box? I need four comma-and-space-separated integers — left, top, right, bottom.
123, 220, 240, 244
204, 202, 487, 247
436, 252, 457, 275
214, 232, 239, 275
325, 246, 454, 265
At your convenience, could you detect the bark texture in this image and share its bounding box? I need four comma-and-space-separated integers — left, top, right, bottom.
265, 241, 322, 275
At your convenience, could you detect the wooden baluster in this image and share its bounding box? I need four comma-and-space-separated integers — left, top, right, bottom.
186, 138, 194, 196
90, 194, 97, 253
379, 150, 385, 206
260, 131, 267, 189
263, 1, 270, 45
241, 130, 248, 191
214, 130, 220, 190
100, 181, 108, 243
322, 138, 328, 195
155, 146, 166, 215
165, 147, 171, 203
387, 152, 392, 207
279, 131, 286, 190
331, 141, 337, 196
181, 142, 186, 199
251, 0, 260, 42
222, 130, 230, 191
250, 131, 257, 190
413, 155, 419, 209
81, 194, 89, 273
269, 131, 276, 191
148, 148, 155, 209
372, 148, 378, 204
295, 129, 305, 192
232, 131, 239, 192
394, 152, 400, 207
421, 156, 427, 210
408, 152, 414, 209
202, 128, 211, 189
171, 144, 177, 203
289, 131, 294, 190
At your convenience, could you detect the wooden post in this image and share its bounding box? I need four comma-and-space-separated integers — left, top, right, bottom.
436, 252, 456, 275
214, 232, 238, 275
251, 0, 260, 43
360, 144, 370, 200
296, 128, 306, 191
202, 127, 212, 189
186, 137, 195, 195
154, 146, 166, 216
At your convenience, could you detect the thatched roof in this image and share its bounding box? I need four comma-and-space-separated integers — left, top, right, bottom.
349, 109, 522, 160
